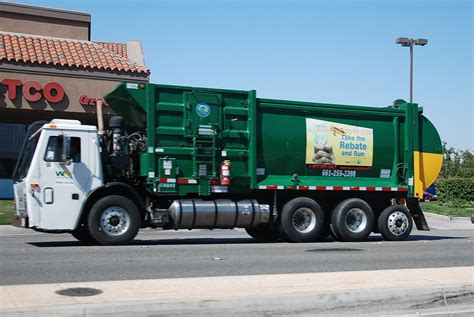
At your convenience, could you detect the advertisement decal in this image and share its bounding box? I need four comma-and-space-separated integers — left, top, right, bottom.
306, 118, 373, 169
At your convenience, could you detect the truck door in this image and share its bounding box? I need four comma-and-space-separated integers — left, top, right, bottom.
37, 130, 92, 230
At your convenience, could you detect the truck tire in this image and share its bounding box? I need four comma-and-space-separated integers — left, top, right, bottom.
279, 197, 325, 243
71, 224, 97, 245
377, 205, 413, 241
245, 224, 280, 242
87, 195, 140, 245
329, 223, 342, 241
331, 198, 374, 242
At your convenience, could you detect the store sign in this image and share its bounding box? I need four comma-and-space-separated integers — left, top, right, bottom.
1, 79, 65, 103
79, 95, 109, 107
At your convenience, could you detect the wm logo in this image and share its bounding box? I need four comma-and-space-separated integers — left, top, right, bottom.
56, 171, 71, 177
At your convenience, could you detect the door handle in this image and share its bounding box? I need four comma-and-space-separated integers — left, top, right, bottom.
43, 187, 54, 204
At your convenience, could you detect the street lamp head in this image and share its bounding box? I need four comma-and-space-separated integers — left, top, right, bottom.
396, 37, 412, 47
414, 38, 428, 46
395, 37, 429, 104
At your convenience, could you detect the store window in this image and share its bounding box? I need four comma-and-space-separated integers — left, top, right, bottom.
0, 123, 28, 179
0, 123, 28, 198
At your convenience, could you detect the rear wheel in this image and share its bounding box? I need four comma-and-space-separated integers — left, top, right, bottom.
329, 223, 342, 241
245, 224, 280, 242
377, 205, 413, 241
87, 195, 140, 245
279, 197, 325, 243
331, 198, 374, 242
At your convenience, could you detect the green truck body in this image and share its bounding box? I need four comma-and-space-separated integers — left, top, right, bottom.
105, 83, 442, 200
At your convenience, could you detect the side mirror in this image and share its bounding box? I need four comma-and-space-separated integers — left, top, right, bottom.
61, 135, 71, 162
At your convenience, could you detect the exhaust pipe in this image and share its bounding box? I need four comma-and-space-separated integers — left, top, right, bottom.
96, 99, 105, 135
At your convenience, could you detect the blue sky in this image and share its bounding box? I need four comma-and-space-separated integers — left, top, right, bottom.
14, 0, 473, 150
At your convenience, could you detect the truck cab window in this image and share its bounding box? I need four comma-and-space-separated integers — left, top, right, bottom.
44, 136, 81, 163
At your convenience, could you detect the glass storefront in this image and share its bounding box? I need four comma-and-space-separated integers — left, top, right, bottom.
0, 123, 28, 199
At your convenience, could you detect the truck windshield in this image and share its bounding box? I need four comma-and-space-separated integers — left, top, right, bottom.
12, 121, 47, 182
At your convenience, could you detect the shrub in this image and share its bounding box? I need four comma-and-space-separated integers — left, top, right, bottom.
437, 177, 474, 203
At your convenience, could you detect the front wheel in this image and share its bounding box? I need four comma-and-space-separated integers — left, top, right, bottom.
377, 206, 413, 241
87, 195, 140, 245
279, 197, 326, 243
71, 224, 97, 244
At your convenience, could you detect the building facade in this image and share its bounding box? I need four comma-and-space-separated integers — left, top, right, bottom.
0, 2, 150, 198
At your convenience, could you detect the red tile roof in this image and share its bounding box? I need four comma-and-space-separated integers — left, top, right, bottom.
0, 32, 149, 74
94, 41, 128, 59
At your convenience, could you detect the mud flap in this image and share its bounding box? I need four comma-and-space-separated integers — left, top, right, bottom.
12, 215, 28, 228
406, 197, 430, 231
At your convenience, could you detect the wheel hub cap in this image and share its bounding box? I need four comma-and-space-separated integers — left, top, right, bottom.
100, 207, 130, 236
345, 208, 368, 233
292, 208, 317, 233
109, 216, 120, 226
387, 211, 409, 235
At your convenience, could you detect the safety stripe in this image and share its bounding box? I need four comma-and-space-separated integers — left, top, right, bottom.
178, 179, 198, 184
258, 185, 284, 190
159, 178, 176, 183
160, 178, 198, 184
258, 185, 407, 192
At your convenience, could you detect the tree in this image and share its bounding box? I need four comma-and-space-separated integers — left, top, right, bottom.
439, 142, 474, 179
459, 150, 474, 178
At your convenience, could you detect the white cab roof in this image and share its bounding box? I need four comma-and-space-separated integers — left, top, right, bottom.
45, 119, 97, 131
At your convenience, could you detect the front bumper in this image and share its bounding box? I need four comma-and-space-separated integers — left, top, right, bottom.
12, 215, 28, 228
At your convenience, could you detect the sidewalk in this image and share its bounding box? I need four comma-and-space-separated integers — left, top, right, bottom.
424, 212, 473, 230
1, 267, 473, 316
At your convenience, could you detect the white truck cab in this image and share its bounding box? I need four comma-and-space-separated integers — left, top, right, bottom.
13, 119, 103, 231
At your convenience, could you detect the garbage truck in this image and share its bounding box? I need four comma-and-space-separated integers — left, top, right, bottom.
12, 82, 443, 245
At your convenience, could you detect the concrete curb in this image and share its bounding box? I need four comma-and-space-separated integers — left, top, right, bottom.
424, 212, 472, 223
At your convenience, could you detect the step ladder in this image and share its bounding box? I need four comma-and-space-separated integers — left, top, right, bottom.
192, 126, 217, 178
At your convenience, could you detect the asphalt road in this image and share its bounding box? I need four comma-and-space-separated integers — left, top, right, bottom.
0, 226, 472, 286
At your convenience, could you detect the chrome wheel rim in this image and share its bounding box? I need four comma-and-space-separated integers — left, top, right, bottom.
387, 211, 409, 236
345, 208, 367, 233
99, 207, 130, 236
292, 207, 317, 233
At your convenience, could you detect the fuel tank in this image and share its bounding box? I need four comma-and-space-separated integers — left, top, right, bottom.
168, 199, 270, 229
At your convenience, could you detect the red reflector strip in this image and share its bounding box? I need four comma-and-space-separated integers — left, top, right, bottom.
258, 185, 284, 190
259, 185, 408, 192
159, 178, 175, 183
176, 179, 197, 184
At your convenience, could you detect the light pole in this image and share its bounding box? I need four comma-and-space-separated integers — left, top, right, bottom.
396, 37, 428, 103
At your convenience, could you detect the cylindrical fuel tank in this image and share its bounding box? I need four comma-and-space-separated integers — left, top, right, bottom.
168, 199, 270, 229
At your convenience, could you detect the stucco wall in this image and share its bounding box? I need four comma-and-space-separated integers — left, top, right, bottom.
0, 3, 90, 40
